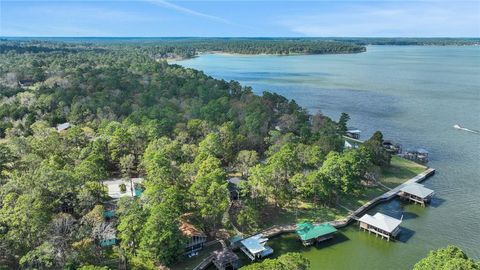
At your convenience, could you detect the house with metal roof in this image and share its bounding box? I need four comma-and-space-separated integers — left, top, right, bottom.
358, 212, 402, 241
296, 222, 338, 246
240, 234, 273, 261
399, 183, 435, 206
56, 122, 71, 132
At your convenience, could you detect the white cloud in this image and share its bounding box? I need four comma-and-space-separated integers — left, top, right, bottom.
277, 2, 480, 37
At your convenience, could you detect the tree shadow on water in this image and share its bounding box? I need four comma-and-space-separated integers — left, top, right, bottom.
429, 197, 446, 208
397, 227, 415, 243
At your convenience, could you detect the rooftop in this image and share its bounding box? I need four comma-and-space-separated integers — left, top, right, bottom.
241, 234, 268, 254
296, 222, 337, 241
227, 177, 244, 185
400, 183, 434, 199
56, 122, 71, 132
179, 214, 206, 238
358, 212, 402, 233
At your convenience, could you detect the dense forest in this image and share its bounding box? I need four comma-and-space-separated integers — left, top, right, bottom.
0, 38, 367, 60
0, 40, 393, 269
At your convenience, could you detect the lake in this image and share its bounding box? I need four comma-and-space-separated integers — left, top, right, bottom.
174, 46, 480, 269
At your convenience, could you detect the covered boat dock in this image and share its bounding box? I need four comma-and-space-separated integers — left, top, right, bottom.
239, 234, 273, 261
399, 183, 435, 206
358, 212, 402, 241
295, 222, 338, 246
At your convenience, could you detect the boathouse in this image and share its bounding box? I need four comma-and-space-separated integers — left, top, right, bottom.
358, 212, 402, 241
403, 148, 429, 163
346, 128, 361, 139
399, 183, 434, 206
240, 234, 273, 261
295, 222, 337, 246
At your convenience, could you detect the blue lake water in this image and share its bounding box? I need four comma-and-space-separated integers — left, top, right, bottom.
175, 46, 480, 269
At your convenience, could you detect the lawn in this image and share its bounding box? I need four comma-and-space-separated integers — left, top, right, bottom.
380, 156, 427, 188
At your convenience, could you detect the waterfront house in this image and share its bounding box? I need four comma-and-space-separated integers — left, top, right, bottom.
346, 128, 361, 139
295, 222, 338, 246
56, 122, 71, 132
358, 212, 402, 241
399, 183, 434, 206
240, 234, 274, 261
179, 217, 207, 255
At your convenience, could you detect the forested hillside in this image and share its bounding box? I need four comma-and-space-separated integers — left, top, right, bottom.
0, 40, 391, 269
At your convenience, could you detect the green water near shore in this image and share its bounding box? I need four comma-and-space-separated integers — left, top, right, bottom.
175, 46, 480, 269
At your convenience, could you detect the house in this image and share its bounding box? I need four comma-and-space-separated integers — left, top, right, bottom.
179, 217, 207, 254
295, 222, 338, 246
382, 140, 402, 154
103, 178, 144, 199
212, 249, 240, 270
18, 79, 34, 87
399, 183, 435, 206
358, 212, 402, 241
239, 234, 273, 261
346, 128, 361, 139
56, 122, 71, 132
227, 177, 245, 200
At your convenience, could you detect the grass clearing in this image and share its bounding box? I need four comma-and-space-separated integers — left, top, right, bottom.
380, 156, 427, 188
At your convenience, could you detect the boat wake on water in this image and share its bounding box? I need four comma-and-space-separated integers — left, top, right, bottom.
453, 124, 480, 134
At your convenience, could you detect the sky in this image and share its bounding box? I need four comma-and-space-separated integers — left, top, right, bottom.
1, 0, 479, 37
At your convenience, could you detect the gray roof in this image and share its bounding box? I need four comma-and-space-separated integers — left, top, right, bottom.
359, 212, 402, 233
241, 234, 268, 254
103, 178, 144, 199
56, 122, 71, 132
227, 177, 244, 185
400, 183, 434, 198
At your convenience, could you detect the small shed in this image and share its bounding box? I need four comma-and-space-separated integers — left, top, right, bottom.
56, 122, 71, 132
359, 212, 402, 241
295, 222, 338, 246
212, 249, 240, 270
399, 183, 434, 206
240, 234, 273, 261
